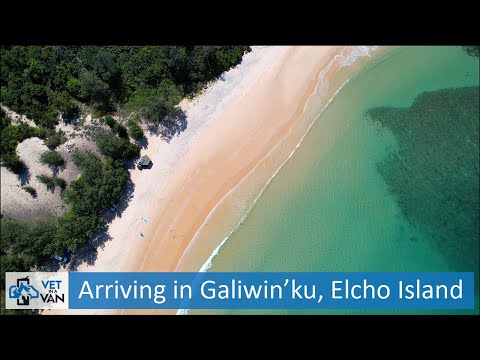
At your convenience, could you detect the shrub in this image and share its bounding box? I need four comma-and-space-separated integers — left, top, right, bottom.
55, 177, 67, 189
1, 122, 40, 155
127, 119, 144, 140
23, 186, 37, 197
113, 122, 128, 139
45, 132, 67, 150
36, 174, 56, 190
1, 154, 25, 174
104, 115, 115, 128
40, 151, 64, 167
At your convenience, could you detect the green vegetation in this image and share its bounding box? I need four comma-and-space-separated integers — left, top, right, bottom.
45, 131, 67, 150
95, 129, 140, 161
127, 81, 182, 123
64, 152, 128, 216
1, 46, 249, 125
40, 150, 64, 167
36, 174, 66, 191
103, 115, 115, 127
36, 174, 56, 190
127, 119, 144, 140
55, 177, 67, 190
1, 218, 61, 278
51, 152, 128, 253
113, 122, 128, 139
102, 115, 129, 139
1, 154, 26, 174
0, 108, 40, 173
1, 47, 70, 128
0, 109, 40, 154
23, 186, 37, 197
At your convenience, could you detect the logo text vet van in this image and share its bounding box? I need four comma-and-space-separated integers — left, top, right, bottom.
6, 272, 69, 310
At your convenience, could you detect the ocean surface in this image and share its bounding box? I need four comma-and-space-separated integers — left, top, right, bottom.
189, 46, 479, 314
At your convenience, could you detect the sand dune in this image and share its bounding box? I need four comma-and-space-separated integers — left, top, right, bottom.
1, 114, 105, 221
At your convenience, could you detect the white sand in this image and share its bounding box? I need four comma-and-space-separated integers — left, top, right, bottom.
1, 137, 67, 222
1, 111, 112, 221
46, 46, 347, 315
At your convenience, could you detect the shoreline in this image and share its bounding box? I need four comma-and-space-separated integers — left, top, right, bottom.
133, 47, 340, 277
174, 47, 385, 276
47, 46, 379, 315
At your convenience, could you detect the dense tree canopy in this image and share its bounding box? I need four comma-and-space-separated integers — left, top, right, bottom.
1, 46, 250, 124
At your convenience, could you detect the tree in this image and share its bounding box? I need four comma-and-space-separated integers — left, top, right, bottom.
95, 129, 139, 161
166, 47, 190, 84
1, 122, 40, 156
1, 45, 248, 129
51, 91, 74, 116
28, 218, 62, 261
113, 122, 128, 139
56, 211, 99, 252
92, 50, 118, 84
127, 82, 182, 123
79, 71, 110, 110
0, 108, 9, 130
0, 217, 60, 270
66, 77, 81, 97
66, 152, 128, 215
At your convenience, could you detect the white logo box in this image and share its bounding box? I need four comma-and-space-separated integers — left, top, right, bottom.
5, 272, 69, 310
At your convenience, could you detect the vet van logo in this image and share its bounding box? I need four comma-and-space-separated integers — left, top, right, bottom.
9, 276, 40, 306
5, 272, 69, 310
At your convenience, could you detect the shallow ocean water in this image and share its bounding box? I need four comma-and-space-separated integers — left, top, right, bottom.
192, 46, 479, 315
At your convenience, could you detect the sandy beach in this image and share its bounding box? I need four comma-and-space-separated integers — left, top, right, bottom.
47, 46, 368, 315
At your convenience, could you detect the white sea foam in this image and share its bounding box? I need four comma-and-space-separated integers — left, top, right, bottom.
339, 46, 379, 68
176, 236, 230, 315
176, 46, 379, 315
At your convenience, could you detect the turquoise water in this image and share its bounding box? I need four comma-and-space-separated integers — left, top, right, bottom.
193, 46, 479, 314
